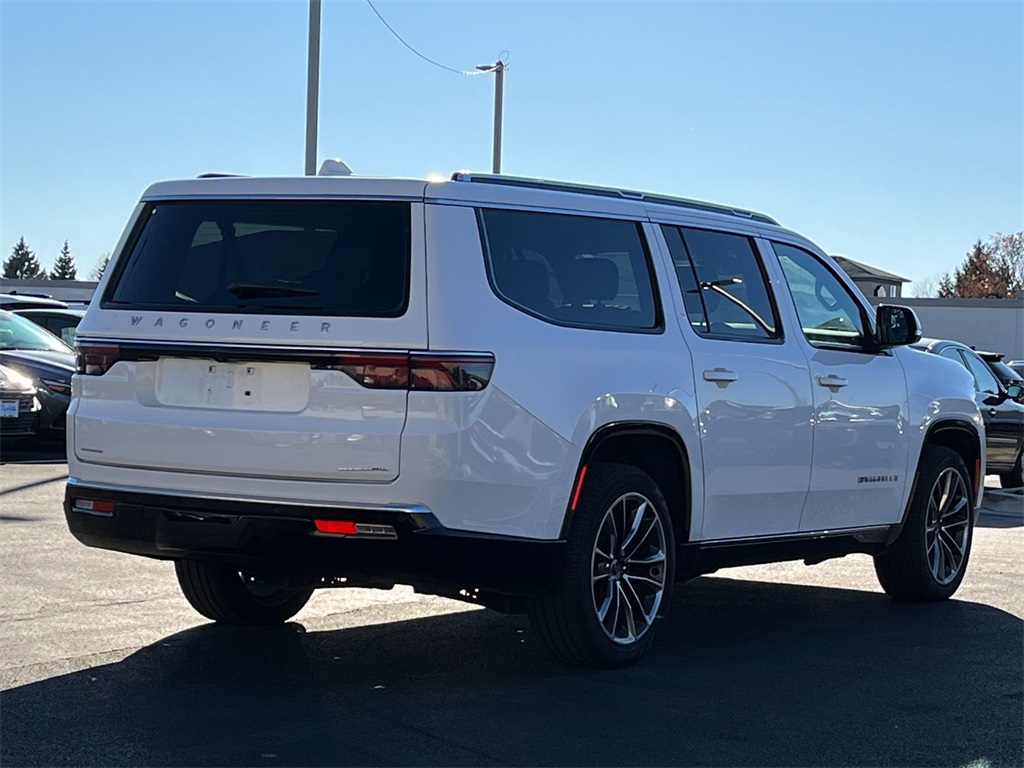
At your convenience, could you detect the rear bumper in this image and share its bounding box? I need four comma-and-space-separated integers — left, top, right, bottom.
64, 481, 564, 597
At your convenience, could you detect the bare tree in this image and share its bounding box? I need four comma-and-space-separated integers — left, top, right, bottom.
909, 273, 939, 298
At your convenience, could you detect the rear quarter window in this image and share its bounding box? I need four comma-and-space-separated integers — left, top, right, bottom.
106, 200, 411, 317
478, 208, 661, 332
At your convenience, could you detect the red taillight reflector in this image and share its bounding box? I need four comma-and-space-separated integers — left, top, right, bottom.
74, 498, 115, 516
314, 519, 359, 535
76, 343, 122, 376
570, 465, 588, 511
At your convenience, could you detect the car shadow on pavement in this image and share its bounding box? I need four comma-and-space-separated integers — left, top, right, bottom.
2, 576, 1021, 768
0, 438, 66, 465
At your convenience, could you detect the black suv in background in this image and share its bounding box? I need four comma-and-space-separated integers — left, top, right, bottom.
913, 338, 1024, 488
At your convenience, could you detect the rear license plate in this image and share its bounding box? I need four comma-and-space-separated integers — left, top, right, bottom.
0, 401, 19, 418
155, 359, 310, 411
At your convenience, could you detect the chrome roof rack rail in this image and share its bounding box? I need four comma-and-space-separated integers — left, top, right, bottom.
449, 172, 779, 225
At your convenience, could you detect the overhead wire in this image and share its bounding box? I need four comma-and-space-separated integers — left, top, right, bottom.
364, 0, 506, 76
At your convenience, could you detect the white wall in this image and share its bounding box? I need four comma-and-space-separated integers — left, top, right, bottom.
869, 297, 1024, 360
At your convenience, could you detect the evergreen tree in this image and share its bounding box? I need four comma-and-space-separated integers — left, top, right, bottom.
2, 237, 47, 279
89, 253, 111, 280
51, 240, 78, 280
941, 240, 1015, 298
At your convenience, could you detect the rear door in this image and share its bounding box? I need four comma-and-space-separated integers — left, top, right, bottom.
72, 192, 426, 483
658, 223, 813, 540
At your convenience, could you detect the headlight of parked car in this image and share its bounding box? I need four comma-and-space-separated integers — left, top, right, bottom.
0, 364, 36, 394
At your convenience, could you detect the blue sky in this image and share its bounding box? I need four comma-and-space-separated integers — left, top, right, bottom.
2, 0, 1021, 291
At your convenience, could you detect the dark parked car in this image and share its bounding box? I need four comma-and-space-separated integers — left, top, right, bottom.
0, 310, 75, 439
0, 293, 69, 310
13, 307, 85, 346
0, 362, 41, 440
976, 350, 1024, 402
913, 338, 1024, 488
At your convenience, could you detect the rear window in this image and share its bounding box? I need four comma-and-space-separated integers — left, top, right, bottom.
106, 200, 410, 316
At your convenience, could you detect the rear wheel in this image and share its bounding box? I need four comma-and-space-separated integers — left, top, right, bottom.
529, 463, 675, 668
174, 559, 313, 625
874, 446, 974, 601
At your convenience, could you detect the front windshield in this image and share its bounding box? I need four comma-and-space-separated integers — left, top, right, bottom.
0, 311, 74, 353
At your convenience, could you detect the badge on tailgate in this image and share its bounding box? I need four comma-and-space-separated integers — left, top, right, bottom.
155, 359, 310, 411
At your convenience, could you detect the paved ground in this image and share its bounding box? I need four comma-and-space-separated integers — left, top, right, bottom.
1, 443, 1021, 767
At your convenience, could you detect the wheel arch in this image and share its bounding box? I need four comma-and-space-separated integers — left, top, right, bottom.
910, 419, 984, 520
560, 422, 693, 543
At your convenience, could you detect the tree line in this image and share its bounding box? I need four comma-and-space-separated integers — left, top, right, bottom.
913, 232, 1023, 299
2, 237, 110, 281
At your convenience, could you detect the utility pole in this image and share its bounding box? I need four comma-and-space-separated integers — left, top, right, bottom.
304, 0, 322, 176
477, 60, 505, 174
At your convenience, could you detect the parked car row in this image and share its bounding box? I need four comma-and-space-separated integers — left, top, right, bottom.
912, 339, 1024, 488
0, 308, 76, 445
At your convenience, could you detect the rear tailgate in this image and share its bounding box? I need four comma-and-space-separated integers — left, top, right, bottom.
72, 184, 427, 483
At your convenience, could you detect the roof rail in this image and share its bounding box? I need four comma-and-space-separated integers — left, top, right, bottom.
196, 172, 247, 179
449, 172, 779, 226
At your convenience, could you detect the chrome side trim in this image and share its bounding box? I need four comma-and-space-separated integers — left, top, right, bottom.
697, 525, 892, 547
65, 478, 434, 517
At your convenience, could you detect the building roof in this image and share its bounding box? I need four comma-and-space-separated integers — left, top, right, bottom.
832, 256, 909, 284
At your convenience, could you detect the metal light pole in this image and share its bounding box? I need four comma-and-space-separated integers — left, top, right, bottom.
477, 60, 505, 174
304, 0, 322, 176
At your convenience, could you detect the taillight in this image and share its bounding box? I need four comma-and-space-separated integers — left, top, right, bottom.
76, 343, 122, 375
410, 354, 494, 392
331, 352, 410, 389
323, 352, 494, 391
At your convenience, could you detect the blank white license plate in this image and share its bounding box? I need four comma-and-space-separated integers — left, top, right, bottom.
0, 400, 19, 418
155, 359, 310, 412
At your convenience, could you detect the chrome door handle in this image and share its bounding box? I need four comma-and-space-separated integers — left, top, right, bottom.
817, 374, 849, 389
703, 368, 738, 383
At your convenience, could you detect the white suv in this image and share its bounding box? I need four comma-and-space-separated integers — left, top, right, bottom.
65, 172, 984, 667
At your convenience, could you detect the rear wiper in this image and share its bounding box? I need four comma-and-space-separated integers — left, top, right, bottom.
227, 283, 320, 300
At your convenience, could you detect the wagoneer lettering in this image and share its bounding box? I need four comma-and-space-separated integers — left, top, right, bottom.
65, 171, 985, 668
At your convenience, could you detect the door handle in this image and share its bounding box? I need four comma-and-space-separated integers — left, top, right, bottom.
817, 374, 849, 389
703, 368, 738, 383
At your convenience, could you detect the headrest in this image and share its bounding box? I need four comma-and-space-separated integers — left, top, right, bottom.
564, 258, 618, 303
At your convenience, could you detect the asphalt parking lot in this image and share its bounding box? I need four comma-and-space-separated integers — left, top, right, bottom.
1, 444, 1021, 767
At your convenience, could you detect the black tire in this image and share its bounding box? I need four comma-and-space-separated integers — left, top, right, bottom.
998, 451, 1023, 489
529, 463, 675, 668
174, 559, 314, 625
874, 446, 974, 601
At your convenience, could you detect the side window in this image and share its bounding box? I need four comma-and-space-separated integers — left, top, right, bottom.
479, 209, 660, 331
661, 225, 779, 341
961, 350, 1001, 395
772, 242, 867, 349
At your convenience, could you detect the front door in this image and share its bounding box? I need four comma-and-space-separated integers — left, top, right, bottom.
768, 240, 911, 532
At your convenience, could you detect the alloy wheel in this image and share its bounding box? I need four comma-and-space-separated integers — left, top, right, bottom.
925, 467, 970, 585
591, 492, 668, 645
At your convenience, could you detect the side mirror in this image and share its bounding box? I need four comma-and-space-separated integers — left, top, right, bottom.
1006, 383, 1024, 401
875, 305, 922, 348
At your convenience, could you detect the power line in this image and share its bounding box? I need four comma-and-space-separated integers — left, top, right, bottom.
364, 0, 486, 76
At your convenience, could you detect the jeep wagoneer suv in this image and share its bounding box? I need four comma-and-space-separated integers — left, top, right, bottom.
65, 172, 984, 667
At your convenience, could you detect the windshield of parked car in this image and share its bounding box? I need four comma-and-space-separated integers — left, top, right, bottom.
988, 359, 1024, 385
0, 311, 74, 353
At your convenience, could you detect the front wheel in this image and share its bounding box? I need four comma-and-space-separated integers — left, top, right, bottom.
174, 559, 314, 625
874, 446, 974, 601
529, 463, 675, 668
